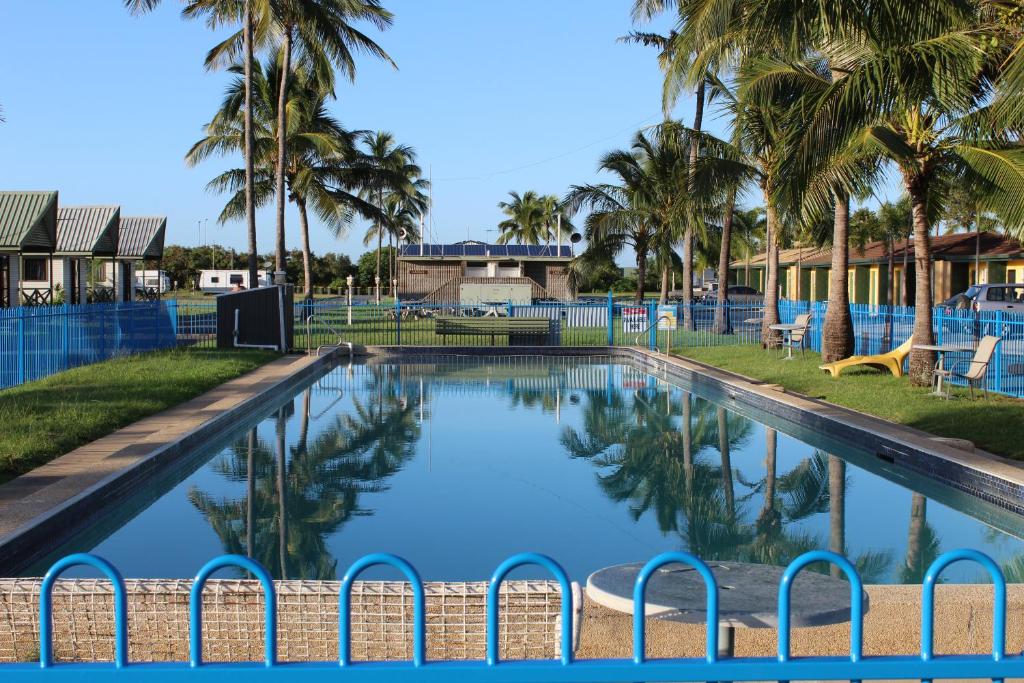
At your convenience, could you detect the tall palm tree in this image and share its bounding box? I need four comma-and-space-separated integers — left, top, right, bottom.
566, 124, 701, 303
269, 0, 395, 275
187, 57, 386, 296
496, 191, 548, 245
124, 0, 263, 288
792, 2, 1024, 383
359, 132, 428, 301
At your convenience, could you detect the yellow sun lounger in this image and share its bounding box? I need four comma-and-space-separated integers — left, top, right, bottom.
819, 336, 914, 378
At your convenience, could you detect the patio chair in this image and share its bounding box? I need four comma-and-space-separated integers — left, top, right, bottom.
818, 336, 914, 378
936, 335, 1001, 399
781, 313, 811, 358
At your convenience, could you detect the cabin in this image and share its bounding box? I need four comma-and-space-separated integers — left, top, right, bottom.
0, 191, 58, 307
728, 231, 1024, 305
397, 241, 575, 303
27, 205, 121, 305
102, 216, 167, 301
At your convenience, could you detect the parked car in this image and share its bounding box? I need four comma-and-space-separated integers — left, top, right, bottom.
941, 283, 1024, 339
942, 283, 1024, 314
701, 285, 763, 304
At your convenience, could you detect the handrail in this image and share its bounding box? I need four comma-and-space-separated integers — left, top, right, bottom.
630, 313, 671, 350
306, 313, 354, 359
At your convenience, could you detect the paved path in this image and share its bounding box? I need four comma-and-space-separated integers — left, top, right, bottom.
0, 354, 321, 539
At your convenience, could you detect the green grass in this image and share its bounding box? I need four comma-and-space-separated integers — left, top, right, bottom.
0, 348, 275, 482
677, 344, 1024, 460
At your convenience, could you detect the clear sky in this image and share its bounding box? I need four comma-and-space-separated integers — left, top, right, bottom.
0, 0, 711, 262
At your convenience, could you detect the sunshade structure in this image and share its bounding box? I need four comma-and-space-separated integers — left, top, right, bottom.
54, 206, 120, 304
0, 191, 58, 307
112, 216, 167, 301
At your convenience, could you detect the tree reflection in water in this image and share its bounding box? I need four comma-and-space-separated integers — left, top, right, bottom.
562, 386, 892, 577
189, 369, 421, 580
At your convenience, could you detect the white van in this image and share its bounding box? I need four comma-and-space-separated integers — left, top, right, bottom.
135, 269, 171, 294
199, 269, 271, 294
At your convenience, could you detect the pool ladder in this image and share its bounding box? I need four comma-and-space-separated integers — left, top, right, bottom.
634, 315, 674, 355
305, 314, 354, 360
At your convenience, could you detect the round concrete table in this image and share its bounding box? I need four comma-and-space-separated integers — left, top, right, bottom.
586, 561, 868, 657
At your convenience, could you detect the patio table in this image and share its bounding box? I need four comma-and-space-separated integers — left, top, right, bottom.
912, 343, 976, 398
586, 560, 866, 658
769, 323, 803, 360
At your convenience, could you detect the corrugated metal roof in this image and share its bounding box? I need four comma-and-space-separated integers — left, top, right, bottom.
399, 243, 572, 258
0, 191, 58, 251
118, 216, 166, 259
56, 206, 120, 255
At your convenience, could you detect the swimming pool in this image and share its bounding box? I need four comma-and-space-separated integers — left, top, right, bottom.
27, 355, 1024, 583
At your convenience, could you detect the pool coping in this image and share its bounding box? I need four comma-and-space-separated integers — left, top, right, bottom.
366, 345, 1024, 516
0, 351, 342, 573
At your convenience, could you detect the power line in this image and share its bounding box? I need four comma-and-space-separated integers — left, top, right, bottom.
433, 112, 663, 182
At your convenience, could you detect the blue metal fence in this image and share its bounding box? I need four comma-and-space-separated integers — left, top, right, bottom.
0, 301, 217, 390
3, 547, 1018, 680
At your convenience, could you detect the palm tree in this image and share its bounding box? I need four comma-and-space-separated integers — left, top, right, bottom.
496, 191, 548, 245
359, 131, 428, 302
124, 0, 263, 288
268, 0, 395, 276
792, 3, 1024, 384
186, 57, 385, 297
566, 124, 700, 303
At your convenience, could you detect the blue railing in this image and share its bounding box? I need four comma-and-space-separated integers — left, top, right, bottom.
2, 548, 1018, 680
0, 300, 218, 390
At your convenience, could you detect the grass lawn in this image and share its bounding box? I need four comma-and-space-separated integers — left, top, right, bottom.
0, 348, 275, 483
678, 344, 1024, 460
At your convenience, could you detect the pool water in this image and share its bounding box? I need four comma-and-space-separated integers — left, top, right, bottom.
32, 356, 1024, 583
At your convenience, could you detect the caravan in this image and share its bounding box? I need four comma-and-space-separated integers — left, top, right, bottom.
135, 269, 171, 294
199, 269, 270, 294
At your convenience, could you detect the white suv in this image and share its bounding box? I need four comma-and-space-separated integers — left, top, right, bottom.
960, 283, 1024, 313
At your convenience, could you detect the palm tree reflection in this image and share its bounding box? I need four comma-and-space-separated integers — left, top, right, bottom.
190, 382, 421, 580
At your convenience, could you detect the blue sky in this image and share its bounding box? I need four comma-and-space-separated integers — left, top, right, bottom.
0, 1, 703, 260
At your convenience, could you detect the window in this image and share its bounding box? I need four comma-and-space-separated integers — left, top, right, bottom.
229, 274, 244, 285
22, 257, 47, 281
210, 276, 220, 284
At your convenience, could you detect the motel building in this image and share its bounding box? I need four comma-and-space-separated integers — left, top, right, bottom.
728, 231, 1024, 305
397, 241, 575, 303
0, 191, 166, 307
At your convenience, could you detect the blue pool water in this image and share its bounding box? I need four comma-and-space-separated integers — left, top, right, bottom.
31, 355, 1024, 583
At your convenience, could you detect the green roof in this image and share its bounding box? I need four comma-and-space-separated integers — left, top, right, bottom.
118, 216, 166, 259
0, 191, 58, 252
56, 206, 120, 256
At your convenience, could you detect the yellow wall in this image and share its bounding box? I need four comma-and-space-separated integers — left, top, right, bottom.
847, 268, 855, 301
869, 266, 880, 306
1006, 260, 1024, 284
968, 262, 989, 285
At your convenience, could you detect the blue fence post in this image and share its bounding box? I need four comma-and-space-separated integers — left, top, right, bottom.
16, 307, 25, 385
648, 300, 657, 350
936, 306, 944, 345
994, 311, 1003, 394
169, 300, 178, 343
395, 297, 401, 345
63, 305, 71, 371
607, 290, 614, 346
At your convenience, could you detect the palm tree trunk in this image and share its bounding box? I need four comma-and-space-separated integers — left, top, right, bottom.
375, 222, 382, 304
659, 267, 669, 304
682, 80, 706, 331
761, 195, 781, 346
717, 407, 734, 522
297, 196, 313, 298
905, 493, 927, 581
246, 427, 255, 558
828, 455, 846, 578
388, 231, 394, 296
243, 0, 259, 288
906, 176, 935, 385
276, 407, 288, 579
635, 247, 647, 304
714, 190, 736, 334
885, 237, 895, 350
757, 427, 777, 527
274, 29, 294, 276
822, 192, 854, 362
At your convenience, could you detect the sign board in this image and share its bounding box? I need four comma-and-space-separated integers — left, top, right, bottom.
657, 305, 677, 330
623, 306, 647, 333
